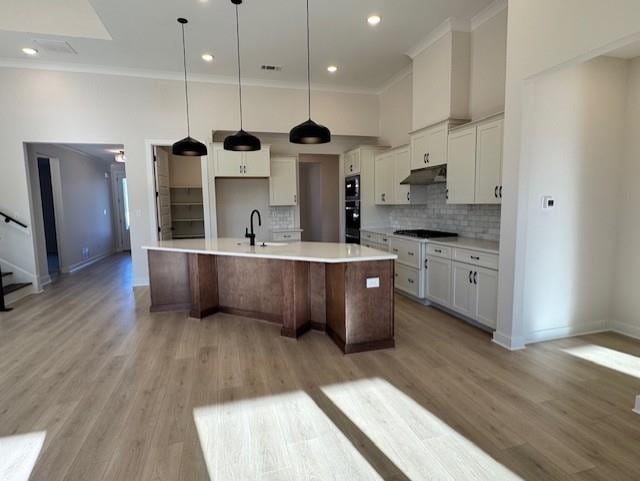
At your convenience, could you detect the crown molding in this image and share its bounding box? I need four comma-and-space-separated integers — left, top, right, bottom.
470, 0, 508, 30
376, 65, 412, 95
0, 58, 379, 96
406, 17, 471, 59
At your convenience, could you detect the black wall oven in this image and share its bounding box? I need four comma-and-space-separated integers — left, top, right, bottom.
345, 175, 361, 244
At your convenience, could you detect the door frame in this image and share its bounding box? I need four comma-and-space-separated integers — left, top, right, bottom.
144, 139, 213, 242
110, 163, 130, 251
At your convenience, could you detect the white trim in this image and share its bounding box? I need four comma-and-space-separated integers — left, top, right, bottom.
0, 257, 38, 285
492, 331, 526, 351
48, 158, 67, 273
470, 0, 508, 30
38, 274, 52, 287
633, 395, 640, 416
133, 276, 149, 287
406, 17, 470, 59
376, 65, 412, 95
610, 320, 640, 341
5, 283, 38, 306
525, 322, 609, 345
61, 251, 114, 274
0, 58, 378, 96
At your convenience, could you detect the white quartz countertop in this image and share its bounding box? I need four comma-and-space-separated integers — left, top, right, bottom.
143, 238, 398, 264
361, 227, 499, 254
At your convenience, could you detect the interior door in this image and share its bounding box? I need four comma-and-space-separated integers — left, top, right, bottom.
113, 167, 131, 250
154, 146, 172, 240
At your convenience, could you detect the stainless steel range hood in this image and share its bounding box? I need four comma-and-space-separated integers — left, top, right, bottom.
400, 165, 447, 185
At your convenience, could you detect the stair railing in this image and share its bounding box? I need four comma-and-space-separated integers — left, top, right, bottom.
0, 212, 28, 312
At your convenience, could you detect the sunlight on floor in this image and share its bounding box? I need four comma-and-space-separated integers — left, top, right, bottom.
563, 344, 640, 379
321, 378, 523, 481
0, 431, 46, 481
194, 391, 383, 481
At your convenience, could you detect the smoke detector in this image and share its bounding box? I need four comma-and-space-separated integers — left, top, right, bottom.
33, 39, 77, 55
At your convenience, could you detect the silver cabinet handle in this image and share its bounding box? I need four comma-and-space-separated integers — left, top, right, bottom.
499, 186, 503, 198
473, 272, 478, 284
423, 153, 427, 164
494, 186, 498, 198
469, 271, 473, 283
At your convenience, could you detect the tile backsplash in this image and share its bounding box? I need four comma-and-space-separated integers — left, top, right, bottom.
384, 184, 501, 241
270, 206, 296, 231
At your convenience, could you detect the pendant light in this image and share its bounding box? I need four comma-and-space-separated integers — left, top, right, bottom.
289, 0, 331, 144
224, 0, 261, 152
172, 18, 208, 157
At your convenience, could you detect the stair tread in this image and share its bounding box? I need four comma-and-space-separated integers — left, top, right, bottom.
1, 272, 12, 277
3, 282, 32, 295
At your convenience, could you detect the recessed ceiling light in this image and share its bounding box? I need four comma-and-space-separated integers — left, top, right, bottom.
201, 53, 214, 62
367, 15, 381, 26
327, 65, 338, 73
22, 47, 38, 56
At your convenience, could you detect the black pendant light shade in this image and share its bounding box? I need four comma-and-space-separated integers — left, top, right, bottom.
289, 0, 331, 144
173, 136, 208, 156
173, 18, 208, 157
224, 129, 261, 151
224, 0, 261, 151
289, 119, 331, 144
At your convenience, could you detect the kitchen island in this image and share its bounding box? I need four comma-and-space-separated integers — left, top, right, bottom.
143, 239, 398, 353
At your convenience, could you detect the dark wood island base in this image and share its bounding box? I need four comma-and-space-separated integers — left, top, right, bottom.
147, 250, 395, 354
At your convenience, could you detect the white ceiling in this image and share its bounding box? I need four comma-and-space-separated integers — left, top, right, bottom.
62, 143, 124, 164
0, 0, 494, 91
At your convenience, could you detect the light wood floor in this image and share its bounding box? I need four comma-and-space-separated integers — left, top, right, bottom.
1, 253, 640, 480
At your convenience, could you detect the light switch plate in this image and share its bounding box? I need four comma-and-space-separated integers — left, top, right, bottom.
366, 277, 380, 288
541, 195, 555, 210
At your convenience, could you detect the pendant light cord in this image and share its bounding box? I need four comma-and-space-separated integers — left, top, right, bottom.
181, 22, 191, 137
306, 0, 311, 119
235, 4, 244, 131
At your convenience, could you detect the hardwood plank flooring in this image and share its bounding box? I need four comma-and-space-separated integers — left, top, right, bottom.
1, 253, 640, 480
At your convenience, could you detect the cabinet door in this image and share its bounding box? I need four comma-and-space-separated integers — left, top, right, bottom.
393, 148, 411, 204
473, 267, 498, 328
344, 150, 360, 176
244, 148, 270, 177
426, 256, 451, 307
447, 127, 477, 204
410, 130, 430, 170
426, 123, 448, 167
374, 154, 392, 205
214, 147, 244, 177
451, 262, 475, 318
269, 156, 297, 206
475, 119, 503, 204
395, 262, 421, 298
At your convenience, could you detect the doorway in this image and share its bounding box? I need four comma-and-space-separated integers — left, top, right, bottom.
111, 163, 131, 251
298, 154, 340, 242
37, 157, 60, 277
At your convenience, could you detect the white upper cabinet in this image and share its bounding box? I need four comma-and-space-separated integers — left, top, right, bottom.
475, 119, 504, 204
410, 121, 451, 171
212, 143, 270, 178
446, 116, 504, 205
393, 147, 411, 204
411, 31, 470, 131
447, 126, 477, 204
374, 153, 393, 205
269, 156, 297, 206
344, 149, 361, 176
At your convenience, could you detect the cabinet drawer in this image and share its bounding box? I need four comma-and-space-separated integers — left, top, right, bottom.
361, 231, 385, 245
272, 231, 301, 242
453, 248, 499, 270
389, 238, 421, 268
363, 241, 388, 252
427, 243, 452, 259
394, 263, 421, 298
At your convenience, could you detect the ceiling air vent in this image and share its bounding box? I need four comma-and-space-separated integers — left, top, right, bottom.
33, 39, 77, 55
261, 65, 282, 72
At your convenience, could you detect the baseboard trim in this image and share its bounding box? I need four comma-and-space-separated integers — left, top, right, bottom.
0, 257, 38, 286
133, 277, 150, 287
610, 320, 640, 341
62, 251, 114, 274
525, 321, 609, 345
5, 283, 37, 306
633, 395, 640, 416
492, 331, 526, 351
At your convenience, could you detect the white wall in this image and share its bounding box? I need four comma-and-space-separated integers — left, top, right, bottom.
496, 0, 640, 350
169, 153, 201, 188
520, 57, 626, 343
26, 143, 116, 278
215, 178, 270, 241
0, 67, 379, 285
469, 9, 507, 119
378, 71, 412, 148
613, 57, 640, 338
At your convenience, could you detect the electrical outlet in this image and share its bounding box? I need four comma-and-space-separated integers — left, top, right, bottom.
541, 196, 555, 210
366, 277, 380, 289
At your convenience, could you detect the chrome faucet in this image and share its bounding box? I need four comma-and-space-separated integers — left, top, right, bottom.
245, 209, 262, 246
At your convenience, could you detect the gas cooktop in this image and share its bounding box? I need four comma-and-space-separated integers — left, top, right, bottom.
393, 229, 458, 239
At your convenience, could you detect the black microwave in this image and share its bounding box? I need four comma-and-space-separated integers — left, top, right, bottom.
345, 175, 360, 200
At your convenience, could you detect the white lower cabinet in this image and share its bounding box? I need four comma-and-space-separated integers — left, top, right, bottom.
395, 262, 422, 298
451, 261, 498, 329
426, 256, 451, 307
